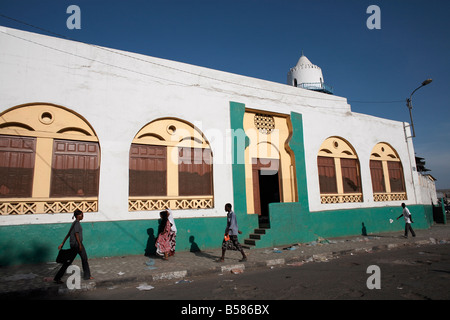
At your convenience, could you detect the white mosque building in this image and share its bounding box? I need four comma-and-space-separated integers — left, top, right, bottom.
0, 26, 437, 265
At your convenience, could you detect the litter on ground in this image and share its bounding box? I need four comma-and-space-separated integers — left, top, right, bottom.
175, 279, 193, 284
231, 268, 244, 274
136, 283, 154, 291
286, 261, 304, 267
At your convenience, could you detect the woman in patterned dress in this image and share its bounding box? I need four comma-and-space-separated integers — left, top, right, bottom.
155, 211, 172, 260
166, 209, 177, 256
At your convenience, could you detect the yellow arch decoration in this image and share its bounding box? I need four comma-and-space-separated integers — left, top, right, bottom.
132, 117, 210, 149
370, 142, 400, 161
0, 103, 98, 141
318, 136, 358, 159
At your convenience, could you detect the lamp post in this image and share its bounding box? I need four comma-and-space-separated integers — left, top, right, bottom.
406, 78, 432, 137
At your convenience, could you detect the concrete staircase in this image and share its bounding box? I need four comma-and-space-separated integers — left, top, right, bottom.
243, 226, 269, 249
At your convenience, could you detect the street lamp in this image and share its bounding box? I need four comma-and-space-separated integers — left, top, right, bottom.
406, 78, 432, 137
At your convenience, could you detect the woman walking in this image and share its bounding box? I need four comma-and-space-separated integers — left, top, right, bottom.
166, 209, 177, 256
155, 210, 172, 260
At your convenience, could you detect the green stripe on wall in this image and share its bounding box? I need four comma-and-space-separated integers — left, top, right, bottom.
0, 217, 226, 266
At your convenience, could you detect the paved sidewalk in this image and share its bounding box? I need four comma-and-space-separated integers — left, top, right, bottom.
1, 224, 449, 298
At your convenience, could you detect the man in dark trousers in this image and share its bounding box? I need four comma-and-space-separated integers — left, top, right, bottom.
220, 203, 247, 262
397, 203, 416, 238
54, 209, 93, 284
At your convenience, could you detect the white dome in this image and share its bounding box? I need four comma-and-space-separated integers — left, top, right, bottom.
288, 54, 324, 86
287, 54, 332, 94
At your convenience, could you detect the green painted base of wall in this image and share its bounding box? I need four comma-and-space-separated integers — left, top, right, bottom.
0, 202, 434, 266
0, 217, 226, 266
252, 202, 433, 249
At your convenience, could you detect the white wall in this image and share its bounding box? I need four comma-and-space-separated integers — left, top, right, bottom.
303, 112, 419, 211
417, 174, 438, 205
0, 27, 234, 225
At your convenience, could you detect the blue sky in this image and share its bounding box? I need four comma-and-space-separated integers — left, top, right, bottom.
1, 0, 449, 189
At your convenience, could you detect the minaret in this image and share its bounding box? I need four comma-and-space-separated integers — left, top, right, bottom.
287, 53, 333, 94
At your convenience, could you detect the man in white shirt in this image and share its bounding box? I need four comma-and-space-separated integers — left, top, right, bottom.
397, 203, 416, 238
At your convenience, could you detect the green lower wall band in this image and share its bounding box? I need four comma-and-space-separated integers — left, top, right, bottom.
0, 217, 226, 266
0, 204, 434, 266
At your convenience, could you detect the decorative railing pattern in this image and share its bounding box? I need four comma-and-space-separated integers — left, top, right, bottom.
0, 198, 98, 215
321, 193, 363, 204
0, 196, 214, 214
129, 196, 214, 211
321, 192, 407, 204
373, 192, 407, 202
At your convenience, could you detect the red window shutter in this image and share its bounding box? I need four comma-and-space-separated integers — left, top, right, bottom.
370, 160, 386, 193
387, 161, 405, 192
50, 140, 100, 197
129, 144, 167, 196
0, 135, 36, 198
178, 147, 212, 196
340, 158, 361, 193
317, 156, 337, 194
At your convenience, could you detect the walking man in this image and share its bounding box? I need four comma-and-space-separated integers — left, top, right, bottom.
397, 203, 416, 238
220, 203, 247, 262
54, 209, 93, 284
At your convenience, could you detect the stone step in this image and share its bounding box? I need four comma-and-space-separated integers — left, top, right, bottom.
243, 226, 270, 249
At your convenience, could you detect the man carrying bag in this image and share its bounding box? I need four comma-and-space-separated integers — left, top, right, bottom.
54, 209, 93, 284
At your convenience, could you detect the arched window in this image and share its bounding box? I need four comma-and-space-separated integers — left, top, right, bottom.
370, 143, 407, 202
128, 118, 213, 211
317, 137, 363, 204
0, 103, 100, 214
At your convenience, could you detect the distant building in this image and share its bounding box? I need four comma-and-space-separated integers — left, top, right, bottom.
0, 27, 437, 265
437, 189, 450, 203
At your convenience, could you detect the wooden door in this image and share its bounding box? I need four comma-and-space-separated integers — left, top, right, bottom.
252, 158, 280, 216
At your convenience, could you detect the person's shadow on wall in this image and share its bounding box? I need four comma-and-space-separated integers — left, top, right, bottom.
189, 235, 201, 253
189, 235, 220, 260
361, 222, 368, 236
144, 228, 156, 256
